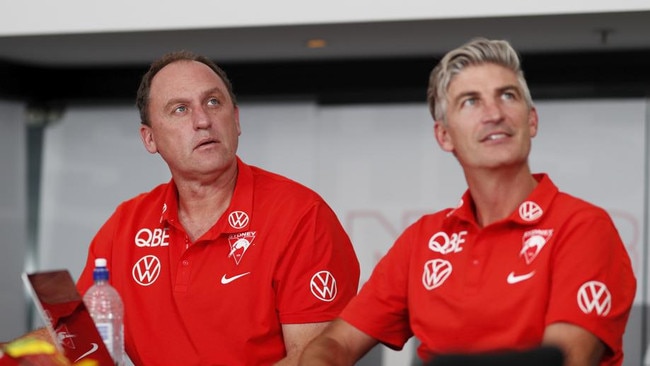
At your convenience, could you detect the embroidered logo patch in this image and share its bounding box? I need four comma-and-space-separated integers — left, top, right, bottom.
520, 229, 553, 264
446, 198, 464, 217
220, 272, 251, 285
227, 231, 256, 265
577, 281, 612, 316
507, 271, 535, 284
422, 259, 452, 290
132, 255, 161, 286
228, 211, 249, 229
310, 271, 337, 302
518, 201, 543, 221
428, 231, 467, 255
159, 203, 167, 223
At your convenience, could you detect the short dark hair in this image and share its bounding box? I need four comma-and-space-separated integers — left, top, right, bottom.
135, 50, 237, 126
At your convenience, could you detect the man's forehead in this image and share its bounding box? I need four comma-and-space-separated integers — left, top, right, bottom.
150, 60, 227, 99
447, 63, 519, 94
154, 60, 219, 84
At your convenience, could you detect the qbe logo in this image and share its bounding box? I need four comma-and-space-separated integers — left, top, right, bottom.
135, 228, 170, 247
428, 231, 467, 254
132, 255, 161, 286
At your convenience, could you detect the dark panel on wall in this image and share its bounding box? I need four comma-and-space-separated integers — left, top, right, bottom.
2, 49, 650, 105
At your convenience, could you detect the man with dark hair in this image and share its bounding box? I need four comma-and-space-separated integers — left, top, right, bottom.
74, 51, 360, 365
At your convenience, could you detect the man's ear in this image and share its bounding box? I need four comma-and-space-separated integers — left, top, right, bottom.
528, 107, 539, 138
434, 121, 454, 152
139, 124, 158, 154
234, 105, 241, 136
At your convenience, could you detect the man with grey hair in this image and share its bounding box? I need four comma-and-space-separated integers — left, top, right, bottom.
299, 38, 635, 366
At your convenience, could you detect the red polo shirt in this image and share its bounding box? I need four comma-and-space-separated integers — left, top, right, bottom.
77, 157, 360, 366
341, 174, 635, 366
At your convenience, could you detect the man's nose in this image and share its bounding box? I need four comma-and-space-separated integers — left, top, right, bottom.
481, 99, 504, 123
192, 106, 211, 129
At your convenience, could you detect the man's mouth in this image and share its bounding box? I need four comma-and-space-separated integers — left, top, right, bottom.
196, 138, 218, 149
481, 132, 510, 142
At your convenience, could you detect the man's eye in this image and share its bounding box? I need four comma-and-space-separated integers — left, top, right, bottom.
207, 98, 220, 106
462, 98, 476, 107
174, 105, 187, 113
502, 93, 513, 100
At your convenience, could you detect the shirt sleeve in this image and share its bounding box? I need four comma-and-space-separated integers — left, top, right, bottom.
340, 222, 416, 350
545, 207, 636, 362
274, 200, 360, 324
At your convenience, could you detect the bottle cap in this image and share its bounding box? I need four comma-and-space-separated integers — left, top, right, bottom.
95, 258, 108, 267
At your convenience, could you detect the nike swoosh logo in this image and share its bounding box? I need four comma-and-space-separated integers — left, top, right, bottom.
221, 272, 251, 284
74, 342, 99, 362
507, 271, 535, 284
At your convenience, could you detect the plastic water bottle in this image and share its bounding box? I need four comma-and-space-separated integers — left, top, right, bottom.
83, 258, 125, 366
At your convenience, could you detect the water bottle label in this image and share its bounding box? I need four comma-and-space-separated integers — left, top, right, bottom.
96, 322, 114, 353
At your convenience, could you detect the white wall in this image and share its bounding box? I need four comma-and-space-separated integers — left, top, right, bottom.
0, 101, 28, 340
2, 1, 650, 36
37, 106, 170, 278
35, 98, 647, 365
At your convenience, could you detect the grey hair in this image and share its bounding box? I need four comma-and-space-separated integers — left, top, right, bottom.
426, 38, 533, 123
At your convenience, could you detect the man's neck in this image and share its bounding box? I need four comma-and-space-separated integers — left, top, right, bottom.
464, 165, 537, 227
174, 165, 238, 242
